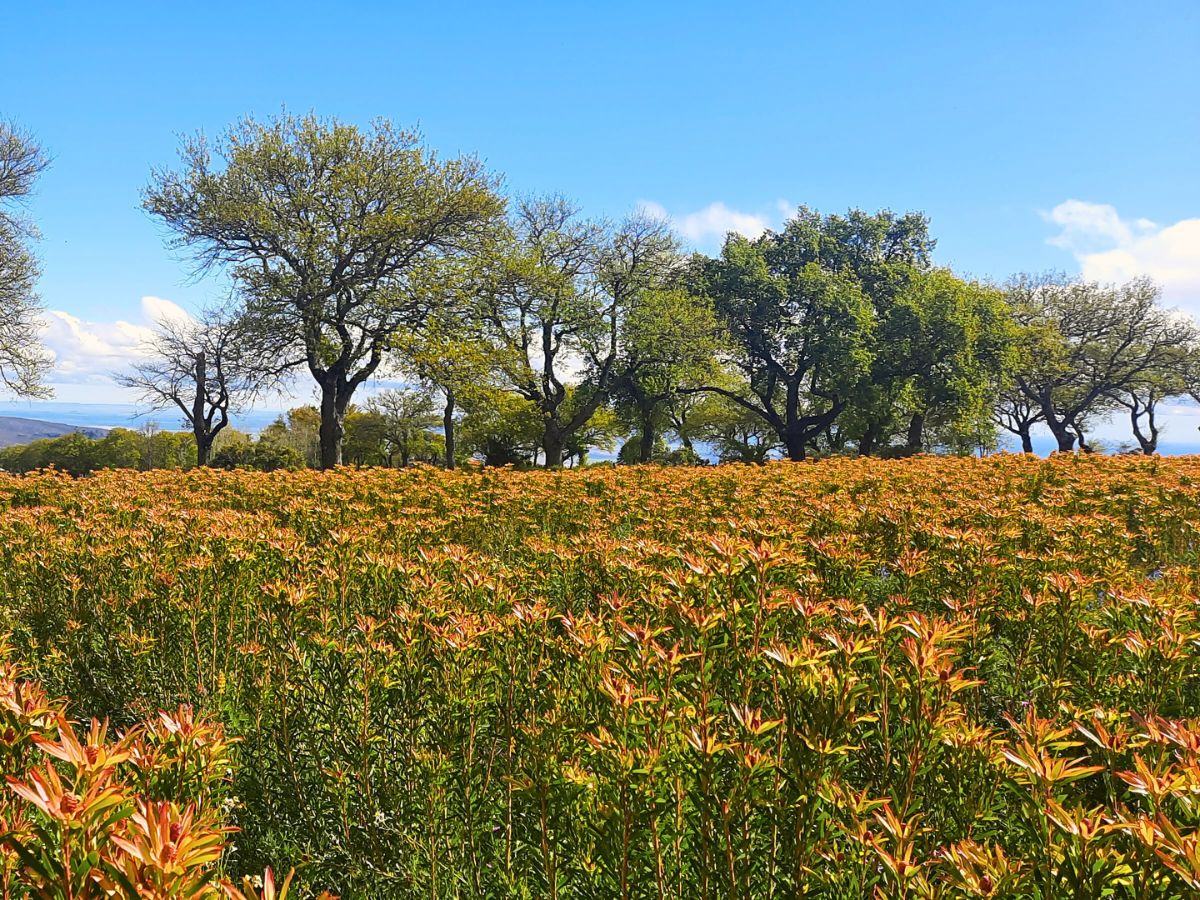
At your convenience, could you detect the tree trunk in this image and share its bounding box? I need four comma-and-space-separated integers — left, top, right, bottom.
905, 412, 925, 452
783, 428, 807, 461
542, 427, 565, 469
1017, 424, 1034, 454
443, 388, 456, 470
1128, 401, 1158, 454
859, 421, 880, 456
639, 404, 656, 463
1044, 415, 1076, 452
782, 380, 807, 461
318, 380, 347, 469
192, 351, 210, 466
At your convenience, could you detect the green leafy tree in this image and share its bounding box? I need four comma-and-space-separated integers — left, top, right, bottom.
689, 392, 780, 463
614, 288, 722, 463
366, 388, 444, 467
260, 407, 321, 468
94, 428, 144, 470
342, 408, 392, 466
693, 232, 876, 460
458, 390, 541, 467
477, 200, 677, 466
882, 270, 1017, 453
391, 309, 501, 470
143, 113, 504, 468
760, 207, 940, 454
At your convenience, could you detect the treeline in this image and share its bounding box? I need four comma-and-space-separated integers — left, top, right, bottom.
3, 116, 1198, 470
0, 426, 195, 475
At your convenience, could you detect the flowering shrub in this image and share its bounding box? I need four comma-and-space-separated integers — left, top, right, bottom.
2, 455, 1200, 896
0, 648, 308, 899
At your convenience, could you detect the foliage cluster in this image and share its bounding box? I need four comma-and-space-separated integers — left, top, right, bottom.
0, 428, 196, 476
0, 643, 294, 899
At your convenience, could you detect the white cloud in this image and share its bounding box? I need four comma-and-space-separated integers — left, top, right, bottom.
1045, 200, 1200, 316
638, 199, 790, 247
40, 296, 194, 387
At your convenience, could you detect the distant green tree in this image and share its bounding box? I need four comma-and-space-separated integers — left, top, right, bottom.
458, 391, 541, 467
260, 407, 321, 467
211, 436, 303, 471
852, 269, 1018, 454
94, 428, 144, 470
689, 393, 780, 464
477, 200, 679, 466
366, 388, 444, 467
614, 288, 722, 462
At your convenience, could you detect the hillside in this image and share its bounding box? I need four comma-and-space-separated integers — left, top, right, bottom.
0, 415, 109, 448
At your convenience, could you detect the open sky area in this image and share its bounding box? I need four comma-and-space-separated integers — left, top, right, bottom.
2, 0, 1198, 444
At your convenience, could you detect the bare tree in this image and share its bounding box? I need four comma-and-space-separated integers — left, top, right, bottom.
0, 122, 52, 396
993, 385, 1044, 453
117, 310, 270, 466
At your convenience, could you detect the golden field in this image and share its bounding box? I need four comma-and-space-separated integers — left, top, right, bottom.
3, 455, 1200, 898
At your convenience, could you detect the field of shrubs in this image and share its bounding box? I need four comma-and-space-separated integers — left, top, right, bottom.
3, 455, 1200, 897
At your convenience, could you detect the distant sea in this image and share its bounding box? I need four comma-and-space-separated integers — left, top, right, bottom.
0, 400, 284, 436
2, 400, 1200, 457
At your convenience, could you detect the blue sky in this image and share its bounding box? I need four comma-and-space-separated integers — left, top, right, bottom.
2, 0, 1198, 407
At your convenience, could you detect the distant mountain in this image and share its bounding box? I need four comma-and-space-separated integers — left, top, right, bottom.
0, 416, 109, 449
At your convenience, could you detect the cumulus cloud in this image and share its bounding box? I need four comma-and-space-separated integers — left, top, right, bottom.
41, 296, 193, 386
637, 199, 790, 247
1045, 200, 1200, 316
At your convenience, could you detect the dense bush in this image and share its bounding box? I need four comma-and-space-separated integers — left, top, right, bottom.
0, 428, 196, 475
2, 456, 1200, 896
210, 438, 305, 472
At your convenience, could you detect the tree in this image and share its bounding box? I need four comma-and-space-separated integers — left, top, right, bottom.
689, 393, 779, 464
259, 407, 321, 467
692, 232, 876, 460
211, 435, 304, 471
391, 308, 500, 470
882, 270, 1017, 453
458, 390, 541, 467
560, 388, 624, 466
994, 384, 1045, 453
1007, 275, 1196, 452
0, 122, 52, 396
477, 199, 678, 467
614, 287, 722, 462
144, 113, 504, 468
1108, 346, 1193, 454
367, 388, 443, 467
117, 310, 269, 466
